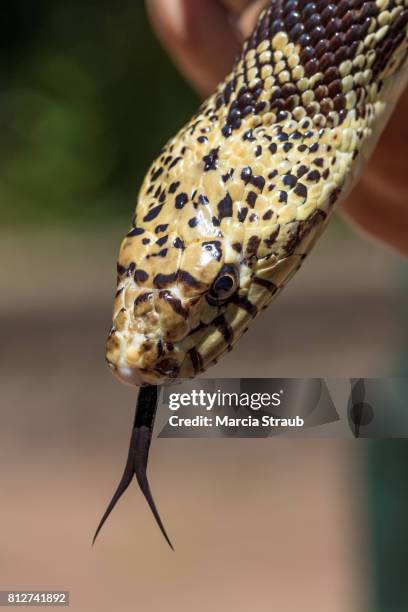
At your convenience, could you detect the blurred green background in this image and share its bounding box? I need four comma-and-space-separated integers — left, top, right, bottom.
0, 0, 197, 226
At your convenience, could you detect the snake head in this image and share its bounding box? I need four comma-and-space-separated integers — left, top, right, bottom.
106, 229, 245, 386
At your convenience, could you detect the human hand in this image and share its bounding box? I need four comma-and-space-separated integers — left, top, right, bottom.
148, 0, 408, 255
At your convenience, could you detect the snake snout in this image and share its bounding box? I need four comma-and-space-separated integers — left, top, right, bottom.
106, 286, 192, 386
107, 324, 184, 387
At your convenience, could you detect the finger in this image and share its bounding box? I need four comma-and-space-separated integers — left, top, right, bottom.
238, 0, 270, 37
220, 0, 255, 14
341, 88, 408, 255
341, 174, 408, 255
147, 0, 241, 97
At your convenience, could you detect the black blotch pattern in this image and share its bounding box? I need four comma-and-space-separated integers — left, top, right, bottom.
212, 0, 400, 135
127, 227, 145, 237
241, 167, 252, 184
169, 181, 180, 194
203, 148, 220, 171
222, 169, 234, 183
246, 235, 261, 257
151, 167, 163, 182
213, 315, 234, 343
135, 270, 149, 283
199, 194, 209, 206
238, 208, 249, 223
169, 156, 182, 170
294, 183, 307, 199
247, 191, 258, 208
143, 204, 163, 223
153, 273, 178, 289
179, 270, 203, 289
218, 193, 233, 220
173, 237, 185, 249
156, 235, 168, 247
232, 294, 258, 318
175, 193, 188, 209
264, 226, 281, 248
285, 209, 327, 255
250, 175, 266, 191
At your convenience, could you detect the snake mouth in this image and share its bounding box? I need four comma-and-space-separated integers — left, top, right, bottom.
110, 364, 148, 387
109, 356, 181, 387
106, 319, 187, 387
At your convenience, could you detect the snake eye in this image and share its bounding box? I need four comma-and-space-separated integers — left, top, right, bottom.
208, 265, 239, 304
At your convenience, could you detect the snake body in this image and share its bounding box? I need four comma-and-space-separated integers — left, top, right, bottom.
107, 1, 408, 387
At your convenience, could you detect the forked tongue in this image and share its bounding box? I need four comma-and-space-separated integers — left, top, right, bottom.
92, 385, 173, 550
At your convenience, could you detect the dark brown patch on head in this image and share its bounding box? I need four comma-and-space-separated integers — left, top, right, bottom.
179, 270, 204, 290
135, 269, 149, 284
134, 292, 153, 307
153, 273, 178, 289
159, 291, 188, 319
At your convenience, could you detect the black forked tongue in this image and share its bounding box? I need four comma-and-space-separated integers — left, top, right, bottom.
92, 385, 174, 550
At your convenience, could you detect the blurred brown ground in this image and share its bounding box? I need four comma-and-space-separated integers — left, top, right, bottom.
0, 220, 406, 611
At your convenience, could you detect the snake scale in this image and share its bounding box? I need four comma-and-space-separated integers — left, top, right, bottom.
94, 0, 408, 548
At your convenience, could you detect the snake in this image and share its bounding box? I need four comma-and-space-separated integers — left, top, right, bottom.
93, 0, 408, 549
